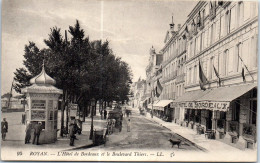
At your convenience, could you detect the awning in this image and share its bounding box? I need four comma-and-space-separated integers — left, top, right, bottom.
148, 100, 159, 109
173, 83, 257, 112
153, 100, 173, 107
195, 83, 257, 102
174, 89, 211, 103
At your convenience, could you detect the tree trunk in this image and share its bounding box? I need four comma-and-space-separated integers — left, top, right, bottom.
83, 105, 86, 122
65, 104, 69, 132
60, 98, 65, 137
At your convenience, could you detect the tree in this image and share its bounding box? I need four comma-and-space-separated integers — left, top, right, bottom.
13, 20, 132, 137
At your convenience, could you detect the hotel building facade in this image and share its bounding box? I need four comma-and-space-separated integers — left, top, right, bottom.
144, 1, 258, 150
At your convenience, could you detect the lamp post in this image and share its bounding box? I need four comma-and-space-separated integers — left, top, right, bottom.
89, 98, 95, 140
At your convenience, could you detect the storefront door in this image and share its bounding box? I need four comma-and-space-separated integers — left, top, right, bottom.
206, 110, 212, 130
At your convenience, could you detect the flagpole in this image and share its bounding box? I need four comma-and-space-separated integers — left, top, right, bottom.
237, 44, 254, 82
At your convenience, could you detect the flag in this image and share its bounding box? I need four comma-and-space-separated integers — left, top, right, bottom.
197, 12, 201, 27
242, 67, 246, 82
155, 79, 163, 97
185, 25, 189, 33
199, 61, 208, 90
213, 65, 221, 86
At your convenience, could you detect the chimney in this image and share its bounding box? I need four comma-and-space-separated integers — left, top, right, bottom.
169, 15, 175, 30
178, 24, 181, 31
170, 23, 175, 30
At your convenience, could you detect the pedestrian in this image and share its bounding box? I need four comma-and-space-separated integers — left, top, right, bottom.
25, 123, 32, 144
21, 114, 24, 124
33, 122, 42, 145
104, 109, 107, 120
127, 118, 131, 132
23, 113, 26, 124
100, 109, 103, 120
76, 119, 82, 135
1, 118, 8, 141
69, 123, 76, 146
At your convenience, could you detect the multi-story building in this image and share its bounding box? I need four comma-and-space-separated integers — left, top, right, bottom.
176, 1, 258, 149
145, 46, 163, 110
146, 0, 258, 150
130, 78, 146, 108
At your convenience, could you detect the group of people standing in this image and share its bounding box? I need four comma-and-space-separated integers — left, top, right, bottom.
25, 122, 43, 145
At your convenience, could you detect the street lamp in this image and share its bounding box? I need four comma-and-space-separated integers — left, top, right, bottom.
89, 98, 95, 140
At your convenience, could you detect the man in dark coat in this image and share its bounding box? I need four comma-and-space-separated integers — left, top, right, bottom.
69, 123, 76, 146
1, 118, 8, 141
104, 109, 107, 120
33, 122, 42, 145
21, 113, 26, 125
25, 123, 32, 144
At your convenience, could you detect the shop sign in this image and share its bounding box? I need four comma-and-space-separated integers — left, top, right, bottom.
32, 100, 46, 109
178, 101, 230, 111
170, 102, 177, 108
31, 110, 45, 120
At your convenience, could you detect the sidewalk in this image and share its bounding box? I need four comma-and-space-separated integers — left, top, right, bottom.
134, 109, 242, 152
1, 111, 107, 151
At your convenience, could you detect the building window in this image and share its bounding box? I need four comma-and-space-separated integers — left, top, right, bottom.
250, 36, 258, 69
230, 6, 236, 31
194, 38, 197, 56
225, 10, 230, 34
237, 43, 242, 72
201, 32, 204, 50
189, 67, 192, 84
215, 20, 220, 41
244, 1, 251, 21
232, 100, 240, 122
190, 42, 193, 58
228, 47, 234, 74
209, 57, 214, 79
220, 50, 228, 76
194, 65, 197, 83
238, 2, 243, 27
242, 39, 250, 68
220, 15, 225, 37
190, 67, 193, 84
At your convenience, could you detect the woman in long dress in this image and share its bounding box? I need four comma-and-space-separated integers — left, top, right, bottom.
127, 118, 131, 132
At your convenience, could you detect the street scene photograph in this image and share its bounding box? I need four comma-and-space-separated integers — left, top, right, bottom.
1, 0, 258, 162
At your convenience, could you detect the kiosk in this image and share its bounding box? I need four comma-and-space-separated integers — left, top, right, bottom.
22, 65, 63, 144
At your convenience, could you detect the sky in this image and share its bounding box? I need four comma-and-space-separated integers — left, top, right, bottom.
1, 0, 196, 95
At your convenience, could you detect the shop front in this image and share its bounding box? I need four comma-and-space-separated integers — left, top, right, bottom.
176, 83, 257, 149
153, 100, 173, 122
173, 89, 211, 128
194, 83, 257, 149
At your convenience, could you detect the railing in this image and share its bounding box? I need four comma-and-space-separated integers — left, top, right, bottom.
163, 71, 177, 83
176, 73, 185, 84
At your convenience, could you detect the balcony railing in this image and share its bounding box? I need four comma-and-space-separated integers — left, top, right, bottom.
176, 73, 185, 84
163, 70, 177, 83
